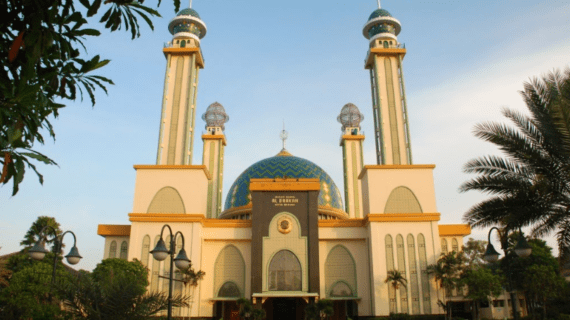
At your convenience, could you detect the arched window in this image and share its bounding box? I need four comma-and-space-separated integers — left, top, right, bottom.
120, 241, 128, 260
407, 234, 420, 314
180, 40, 186, 48
441, 238, 448, 254
151, 236, 160, 292
396, 235, 409, 313
141, 235, 150, 267
417, 234, 431, 314
325, 245, 356, 298
385, 235, 397, 313
214, 245, 246, 298
383, 41, 389, 48
452, 238, 459, 252
268, 250, 301, 291
109, 241, 117, 259
218, 282, 241, 298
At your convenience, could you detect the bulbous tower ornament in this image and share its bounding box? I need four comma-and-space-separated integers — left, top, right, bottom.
202, 102, 229, 130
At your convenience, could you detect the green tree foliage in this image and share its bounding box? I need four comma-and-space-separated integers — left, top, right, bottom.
462, 238, 486, 269
20, 216, 63, 251
0, 0, 185, 195
58, 259, 188, 319
92, 258, 149, 296
462, 267, 503, 320
460, 68, 570, 262
522, 265, 566, 319
384, 270, 408, 290
0, 257, 69, 319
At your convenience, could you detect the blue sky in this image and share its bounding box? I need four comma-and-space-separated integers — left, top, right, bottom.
2, 0, 570, 271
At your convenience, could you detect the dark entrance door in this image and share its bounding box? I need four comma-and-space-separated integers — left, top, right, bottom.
264, 298, 306, 320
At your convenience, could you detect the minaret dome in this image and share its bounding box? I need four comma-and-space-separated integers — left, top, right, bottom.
337, 103, 364, 132
202, 102, 229, 131
168, 8, 207, 41
362, 8, 401, 43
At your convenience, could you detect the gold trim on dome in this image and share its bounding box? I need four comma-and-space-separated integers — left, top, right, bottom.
97, 225, 131, 236
133, 165, 212, 180
439, 224, 471, 236
219, 204, 252, 218
358, 164, 435, 179
276, 149, 292, 157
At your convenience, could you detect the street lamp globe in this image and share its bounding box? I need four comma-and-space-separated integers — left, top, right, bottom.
483, 242, 500, 263
65, 246, 83, 265
174, 248, 191, 270
28, 240, 49, 261
150, 238, 169, 261
514, 234, 532, 258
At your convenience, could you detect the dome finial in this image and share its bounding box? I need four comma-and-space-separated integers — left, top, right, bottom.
280, 121, 288, 151
377, 0, 381, 8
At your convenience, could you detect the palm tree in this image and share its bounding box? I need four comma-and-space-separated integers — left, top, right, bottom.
460, 68, 570, 262
427, 251, 466, 320
384, 270, 407, 290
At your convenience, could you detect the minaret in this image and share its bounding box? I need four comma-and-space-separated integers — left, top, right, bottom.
202, 102, 229, 218
338, 103, 365, 218
156, 7, 207, 165
363, 5, 412, 165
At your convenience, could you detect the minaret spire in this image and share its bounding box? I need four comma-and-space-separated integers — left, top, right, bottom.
377, 0, 381, 8
189, 0, 192, 8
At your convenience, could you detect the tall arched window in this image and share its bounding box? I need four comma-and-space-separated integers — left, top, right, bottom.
268, 250, 301, 291
452, 238, 459, 252
385, 235, 397, 313
109, 241, 117, 259
441, 238, 448, 254
325, 245, 356, 298
417, 234, 431, 314
396, 235, 409, 313
162, 235, 172, 293
141, 235, 150, 267
120, 241, 128, 260
407, 234, 420, 314
151, 236, 161, 292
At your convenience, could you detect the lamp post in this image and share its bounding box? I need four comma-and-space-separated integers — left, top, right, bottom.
150, 224, 191, 320
28, 225, 82, 284
483, 227, 532, 320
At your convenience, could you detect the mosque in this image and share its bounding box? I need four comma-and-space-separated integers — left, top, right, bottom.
97, 4, 471, 319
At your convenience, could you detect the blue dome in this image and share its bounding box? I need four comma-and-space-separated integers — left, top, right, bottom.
177, 8, 200, 19
224, 151, 344, 212
368, 9, 392, 21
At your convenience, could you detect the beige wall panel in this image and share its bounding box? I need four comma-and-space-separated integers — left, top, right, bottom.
362, 167, 437, 214
174, 57, 190, 164
318, 227, 368, 239
318, 240, 372, 315
361, 174, 371, 216
374, 55, 393, 164
132, 169, 208, 214
388, 56, 408, 163
368, 221, 442, 315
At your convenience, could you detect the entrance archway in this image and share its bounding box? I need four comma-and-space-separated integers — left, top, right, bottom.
263, 298, 306, 320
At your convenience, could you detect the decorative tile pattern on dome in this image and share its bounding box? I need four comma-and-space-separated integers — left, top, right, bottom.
177, 8, 201, 18
224, 155, 343, 211
368, 8, 392, 20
